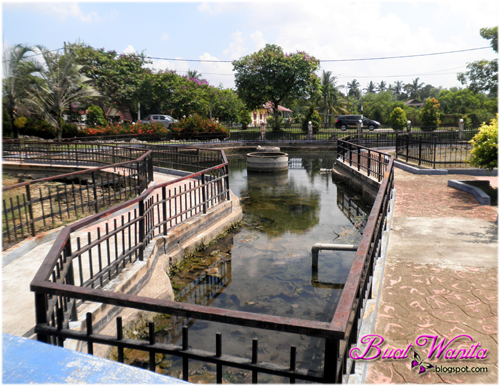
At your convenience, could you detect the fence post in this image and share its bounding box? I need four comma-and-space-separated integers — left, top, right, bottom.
323, 338, 339, 383
458, 119, 464, 140
225, 165, 231, 201
406, 136, 409, 163
147, 157, 154, 185
91, 171, 99, 213
418, 137, 422, 166
64, 240, 78, 321
138, 198, 145, 261
75, 142, 79, 167
34, 293, 49, 343
162, 186, 168, 236
201, 174, 207, 214
25, 184, 36, 237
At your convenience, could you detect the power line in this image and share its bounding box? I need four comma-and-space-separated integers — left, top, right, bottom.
320, 47, 490, 62
147, 46, 491, 63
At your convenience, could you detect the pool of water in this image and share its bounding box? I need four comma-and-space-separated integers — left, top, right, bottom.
127, 151, 371, 382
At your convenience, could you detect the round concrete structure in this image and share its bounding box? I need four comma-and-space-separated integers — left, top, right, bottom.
247, 152, 288, 173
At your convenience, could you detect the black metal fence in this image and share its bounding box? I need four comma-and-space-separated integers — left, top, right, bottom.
337, 136, 392, 182
395, 129, 479, 168
2, 141, 153, 249
28, 131, 395, 383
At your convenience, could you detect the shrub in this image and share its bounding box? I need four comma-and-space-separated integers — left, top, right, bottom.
20, 119, 57, 139
14, 116, 28, 129
389, 107, 407, 131
420, 98, 441, 131
86, 105, 108, 127
170, 114, 230, 140
467, 115, 498, 171
79, 121, 169, 139
238, 109, 252, 130
301, 105, 321, 134
3, 107, 13, 137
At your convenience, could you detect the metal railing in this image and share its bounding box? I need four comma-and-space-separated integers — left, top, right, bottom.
337, 135, 392, 182
395, 130, 478, 168
2, 141, 153, 249
27, 131, 395, 383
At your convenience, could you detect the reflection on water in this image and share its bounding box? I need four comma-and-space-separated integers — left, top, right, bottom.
127, 152, 371, 382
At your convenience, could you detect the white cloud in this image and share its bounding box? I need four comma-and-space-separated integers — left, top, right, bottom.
122, 45, 136, 55
223, 31, 246, 60
34, 3, 102, 22
250, 31, 266, 51
161, 34, 169, 41
199, 52, 235, 88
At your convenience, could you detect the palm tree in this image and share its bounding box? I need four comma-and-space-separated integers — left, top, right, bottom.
347, 79, 361, 99
377, 80, 387, 93
187, 69, 202, 80
392, 80, 404, 95
405, 77, 425, 100
3, 44, 36, 138
318, 71, 348, 125
364, 81, 376, 94
23, 46, 101, 139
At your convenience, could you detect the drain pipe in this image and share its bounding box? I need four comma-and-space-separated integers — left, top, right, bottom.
311, 243, 359, 268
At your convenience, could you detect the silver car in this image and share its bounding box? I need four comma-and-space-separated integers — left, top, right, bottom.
139, 114, 177, 129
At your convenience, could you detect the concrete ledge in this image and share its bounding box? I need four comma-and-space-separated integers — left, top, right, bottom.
448, 180, 491, 205
333, 161, 381, 204
2, 333, 188, 384
394, 160, 498, 176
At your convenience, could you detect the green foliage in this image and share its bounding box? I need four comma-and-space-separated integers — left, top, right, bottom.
238, 109, 252, 130
461, 115, 472, 130
69, 43, 150, 113
79, 121, 169, 139
22, 46, 101, 139
13, 116, 27, 129
389, 107, 407, 131
86, 105, 108, 127
468, 115, 498, 170
2, 105, 13, 137
233, 44, 320, 131
170, 114, 230, 140
457, 27, 498, 96
302, 105, 321, 133
420, 98, 441, 131
361, 91, 396, 124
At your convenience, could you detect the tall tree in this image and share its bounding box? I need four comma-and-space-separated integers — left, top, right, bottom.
364, 81, 376, 94
318, 71, 347, 124
23, 46, 101, 139
2, 44, 35, 138
405, 77, 425, 100
69, 43, 150, 114
377, 80, 387, 93
233, 44, 320, 131
347, 79, 361, 99
457, 27, 498, 97
392, 80, 405, 99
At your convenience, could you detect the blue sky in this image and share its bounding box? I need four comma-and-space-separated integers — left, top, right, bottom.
2, 1, 499, 92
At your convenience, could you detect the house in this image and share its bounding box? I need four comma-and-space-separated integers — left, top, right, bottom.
404, 99, 424, 108
250, 102, 293, 125
104, 107, 133, 123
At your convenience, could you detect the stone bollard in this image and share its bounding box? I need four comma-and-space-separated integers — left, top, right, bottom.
407, 120, 412, 133
260, 121, 266, 140
308, 121, 313, 139
458, 119, 464, 140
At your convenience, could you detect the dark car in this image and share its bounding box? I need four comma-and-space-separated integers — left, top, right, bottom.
138, 114, 177, 129
335, 115, 380, 131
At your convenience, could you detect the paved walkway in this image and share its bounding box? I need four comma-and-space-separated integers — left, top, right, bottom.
2, 171, 196, 337
365, 169, 498, 383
